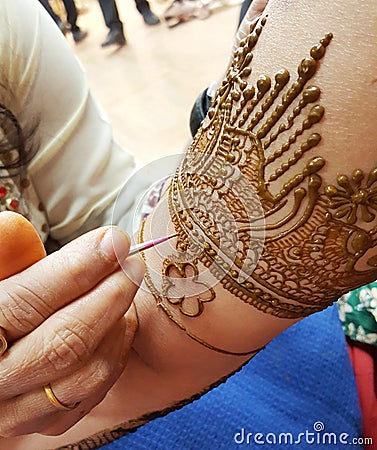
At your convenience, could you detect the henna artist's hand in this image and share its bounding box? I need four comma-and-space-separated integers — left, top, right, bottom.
0, 212, 144, 437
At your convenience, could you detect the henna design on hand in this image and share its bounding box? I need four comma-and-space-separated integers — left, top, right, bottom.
162, 261, 216, 317
143, 15, 377, 355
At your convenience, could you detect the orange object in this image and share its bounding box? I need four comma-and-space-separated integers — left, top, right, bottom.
0, 211, 46, 280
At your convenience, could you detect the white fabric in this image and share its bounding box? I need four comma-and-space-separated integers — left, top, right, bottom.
0, 0, 138, 244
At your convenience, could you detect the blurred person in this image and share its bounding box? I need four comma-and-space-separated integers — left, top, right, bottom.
163, 0, 210, 28
162, 0, 245, 28
98, 0, 160, 48
38, 0, 88, 42
0, 0, 144, 437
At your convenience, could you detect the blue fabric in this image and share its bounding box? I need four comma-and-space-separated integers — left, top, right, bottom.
105, 306, 362, 450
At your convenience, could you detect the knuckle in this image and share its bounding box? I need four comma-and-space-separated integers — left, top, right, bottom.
0, 426, 17, 438
1, 422, 26, 438
42, 318, 96, 372
85, 358, 114, 391
0, 422, 14, 438
74, 354, 122, 399
0, 279, 53, 334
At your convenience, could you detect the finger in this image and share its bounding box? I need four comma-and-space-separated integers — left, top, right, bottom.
41, 305, 138, 436
0, 311, 138, 437
0, 226, 131, 341
0, 258, 144, 400
0, 212, 46, 351
0, 211, 46, 280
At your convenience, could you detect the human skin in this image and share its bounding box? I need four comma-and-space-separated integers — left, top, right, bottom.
0, 215, 143, 439
2, 0, 377, 448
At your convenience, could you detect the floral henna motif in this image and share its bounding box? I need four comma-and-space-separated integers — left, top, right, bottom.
162, 261, 215, 317
140, 220, 263, 356
324, 169, 377, 225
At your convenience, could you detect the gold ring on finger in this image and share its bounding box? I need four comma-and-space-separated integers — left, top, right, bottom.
43, 384, 80, 411
0, 328, 8, 356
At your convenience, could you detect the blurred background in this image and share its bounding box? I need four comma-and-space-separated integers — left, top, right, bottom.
51, 0, 240, 163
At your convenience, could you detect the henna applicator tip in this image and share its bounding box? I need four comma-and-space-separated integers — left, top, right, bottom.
128, 233, 178, 257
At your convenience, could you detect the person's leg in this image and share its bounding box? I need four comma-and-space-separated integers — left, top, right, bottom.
61, 0, 79, 32
134, 0, 160, 26
98, 0, 123, 32
98, 0, 126, 46
61, 0, 88, 43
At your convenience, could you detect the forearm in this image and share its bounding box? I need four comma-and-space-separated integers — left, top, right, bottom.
9, 0, 377, 448
133, 0, 377, 385
125, 2, 377, 422
78, 0, 377, 440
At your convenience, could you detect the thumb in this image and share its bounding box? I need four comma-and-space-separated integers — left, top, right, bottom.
0, 211, 46, 280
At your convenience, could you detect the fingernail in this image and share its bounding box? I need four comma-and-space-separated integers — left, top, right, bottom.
124, 256, 145, 285
100, 227, 130, 262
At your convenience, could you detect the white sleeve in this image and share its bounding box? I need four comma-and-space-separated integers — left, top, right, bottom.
0, 0, 137, 244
